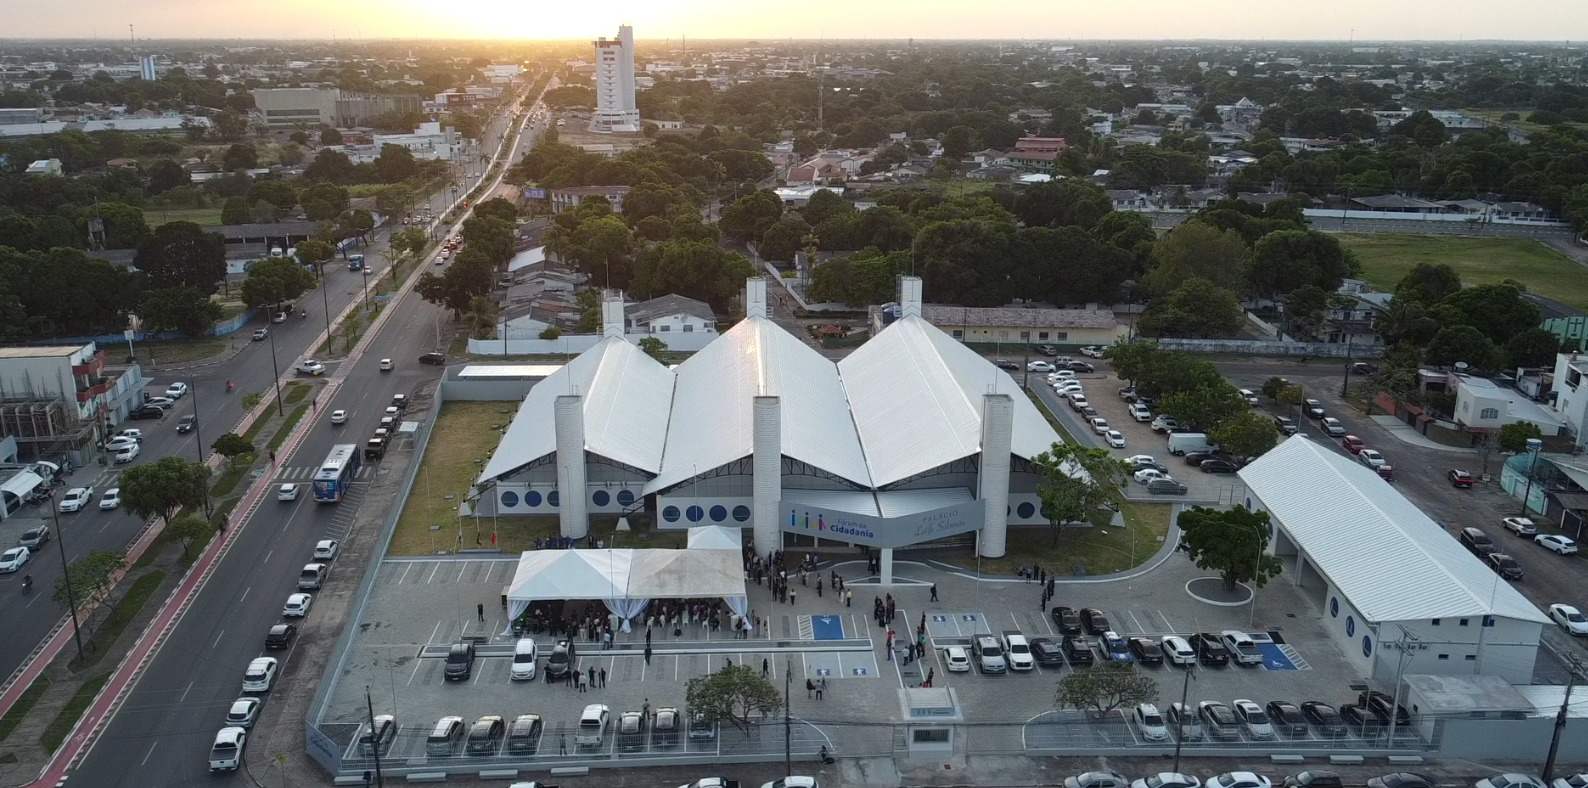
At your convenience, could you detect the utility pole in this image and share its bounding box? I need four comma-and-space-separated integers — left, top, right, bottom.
784, 658, 792, 776
1170, 658, 1196, 774
1543, 654, 1586, 782
365, 686, 386, 788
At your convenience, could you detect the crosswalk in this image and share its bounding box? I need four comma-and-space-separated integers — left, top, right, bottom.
272, 465, 375, 482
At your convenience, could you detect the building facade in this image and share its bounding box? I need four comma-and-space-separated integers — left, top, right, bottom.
254, 87, 340, 129
590, 25, 640, 133
911, 305, 1125, 349
549, 186, 631, 214
0, 344, 146, 464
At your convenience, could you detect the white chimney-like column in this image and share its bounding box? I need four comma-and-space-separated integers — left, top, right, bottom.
746, 278, 769, 320
554, 394, 589, 539
752, 395, 782, 556
899, 276, 923, 318
978, 393, 1013, 558
601, 290, 626, 339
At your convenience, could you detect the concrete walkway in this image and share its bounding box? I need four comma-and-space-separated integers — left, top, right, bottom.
1369, 415, 1474, 453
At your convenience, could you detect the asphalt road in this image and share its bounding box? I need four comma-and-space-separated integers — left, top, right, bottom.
64, 89, 541, 786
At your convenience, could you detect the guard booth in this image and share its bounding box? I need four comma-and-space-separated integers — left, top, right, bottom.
899, 687, 962, 758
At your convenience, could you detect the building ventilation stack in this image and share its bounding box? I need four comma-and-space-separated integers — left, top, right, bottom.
978, 393, 1013, 558
899, 276, 923, 318
601, 291, 626, 339
752, 395, 782, 555
554, 394, 589, 539
746, 278, 769, 320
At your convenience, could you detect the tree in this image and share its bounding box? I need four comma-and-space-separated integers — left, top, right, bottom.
138, 287, 222, 337
390, 227, 429, 260
134, 221, 226, 293
1102, 340, 1158, 386
638, 336, 668, 363
1438, 283, 1541, 345
250, 180, 299, 214
84, 202, 151, 249
1013, 180, 1110, 230
118, 456, 209, 524
1424, 325, 1501, 370
803, 189, 854, 227
1177, 505, 1284, 592
212, 108, 250, 141
146, 159, 190, 194
293, 238, 336, 274
55, 549, 127, 629
1390, 110, 1449, 148
684, 664, 782, 732
339, 209, 376, 246
1210, 411, 1281, 459
1498, 421, 1544, 454
941, 125, 978, 161
1248, 230, 1354, 299
472, 197, 518, 224
222, 143, 258, 171
1138, 278, 1244, 339
1507, 327, 1564, 369
372, 143, 418, 183
240, 256, 317, 309
758, 215, 812, 263
1055, 662, 1159, 717
376, 184, 416, 221
303, 148, 356, 184
718, 190, 782, 245
539, 325, 561, 339
1031, 442, 1131, 546
212, 432, 254, 469
220, 196, 251, 225
1142, 222, 1251, 296
566, 215, 635, 289
575, 288, 601, 333
1260, 376, 1296, 404
1159, 383, 1249, 432
319, 126, 343, 145
165, 513, 215, 559
1393, 263, 1462, 307
630, 240, 755, 312
462, 296, 500, 340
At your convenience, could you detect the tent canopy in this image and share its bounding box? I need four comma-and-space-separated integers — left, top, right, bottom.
627, 549, 744, 598
686, 525, 742, 551
504, 548, 748, 632
505, 550, 630, 602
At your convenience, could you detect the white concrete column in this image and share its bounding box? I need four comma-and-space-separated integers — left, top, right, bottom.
880, 548, 894, 585
554, 394, 589, 539
601, 291, 626, 339
746, 278, 769, 320
898, 276, 923, 318
978, 393, 1013, 558
752, 395, 781, 556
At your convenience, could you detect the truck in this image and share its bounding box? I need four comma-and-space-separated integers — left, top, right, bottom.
1166, 432, 1215, 456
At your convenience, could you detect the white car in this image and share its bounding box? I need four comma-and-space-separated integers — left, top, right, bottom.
208, 726, 247, 772
1238, 389, 1259, 405
296, 360, 326, 376
225, 697, 262, 728
104, 436, 138, 452
1134, 468, 1170, 485
1048, 370, 1077, 381
0, 546, 30, 573
1502, 517, 1538, 536
313, 539, 340, 561
379, 358, 394, 371
1125, 454, 1160, 468
1536, 534, 1580, 555
272, 311, 288, 324
115, 429, 143, 442
1232, 699, 1274, 739
242, 657, 278, 692
144, 396, 175, 409
1027, 361, 1056, 373
165, 382, 189, 399
944, 645, 971, 672
759, 779, 818, 788
329, 409, 348, 425
1358, 449, 1387, 469
114, 443, 140, 463
251, 328, 269, 341
1549, 604, 1588, 635
100, 488, 121, 510
1133, 703, 1169, 742
277, 483, 300, 502
1475, 776, 1546, 788
1105, 430, 1126, 448
1160, 635, 1196, 665
1089, 417, 1110, 435
282, 592, 313, 617
1055, 388, 1085, 400
1134, 775, 1201, 788
58, 487, 93, 512
1320, 417, 1346, 436
1205, 773, 1272, 788
1080, 346, 1105, 358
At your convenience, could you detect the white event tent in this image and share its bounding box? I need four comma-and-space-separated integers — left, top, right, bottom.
505, 547, 747, 632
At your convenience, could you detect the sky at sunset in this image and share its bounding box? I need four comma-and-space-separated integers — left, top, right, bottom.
6, 0, 1587, 42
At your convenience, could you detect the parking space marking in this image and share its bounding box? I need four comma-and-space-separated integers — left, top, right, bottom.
811, 614, 845, 640
425, 562, 440, 583
454, 561, 469, 582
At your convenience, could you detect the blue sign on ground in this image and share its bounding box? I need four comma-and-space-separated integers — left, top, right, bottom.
1257, 644, 1299, 670
932, 615, 948, 623
811, 615, 845, 640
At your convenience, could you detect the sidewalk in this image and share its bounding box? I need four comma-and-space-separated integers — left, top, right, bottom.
1369, 415, 1475, 453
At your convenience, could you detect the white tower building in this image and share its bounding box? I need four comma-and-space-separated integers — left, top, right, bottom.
589, 24, 640, 133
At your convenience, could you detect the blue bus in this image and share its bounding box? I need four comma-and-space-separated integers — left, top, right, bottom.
312, 444, 362, 503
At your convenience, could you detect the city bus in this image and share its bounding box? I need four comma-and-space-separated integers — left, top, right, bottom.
312, 444, 362, 503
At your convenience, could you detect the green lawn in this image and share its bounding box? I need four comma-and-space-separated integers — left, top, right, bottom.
148, 207, 223, 227
1339, 233, 1588, 311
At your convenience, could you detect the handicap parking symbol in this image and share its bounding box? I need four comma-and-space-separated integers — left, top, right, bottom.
851, 667, 869, 676
815, 668, 831, 676
960, 614, 978, 622
932, 615, 948, 623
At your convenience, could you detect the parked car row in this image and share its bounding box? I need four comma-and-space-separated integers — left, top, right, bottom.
1056, 770, 1576, 788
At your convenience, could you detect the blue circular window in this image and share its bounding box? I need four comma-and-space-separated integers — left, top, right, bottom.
662, 505, 681, 522
500, 491, 519, 508
525, 490, 543, 507
709, 505, 727, 522
732, 505, 751, 522
547, 490, 559, 507
1362, 636, 1373, 658
686, 505, 704, 523
617, 489, 635, 507
1017, 502, 1036, 519
1346, 616, 1356, 637
1330, 597, 1339, 618
593, 490, 611, 507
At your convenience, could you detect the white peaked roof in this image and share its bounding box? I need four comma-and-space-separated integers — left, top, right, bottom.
841, 316, 1062, 487
506, 550, 631, 601
627, 549, 745, 598
645, 317, 871, 493
478, 337, 675, 484
1239, 437, 1549, 625
686, 525, 742, 550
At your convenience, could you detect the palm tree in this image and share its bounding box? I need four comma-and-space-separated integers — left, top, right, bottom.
463, 296, 500, 341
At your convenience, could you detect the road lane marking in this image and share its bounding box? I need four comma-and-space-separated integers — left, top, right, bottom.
211, 630, 224, 649
178, 680, 194, 703
140, 741, 158, 766
238, 586, 249, 603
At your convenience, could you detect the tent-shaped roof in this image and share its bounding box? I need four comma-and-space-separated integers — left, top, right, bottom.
478, 337, 675, 484
626, 549, 745, 598
1239, 436, 1548, 625
686, 525, 742, 550
840, 315, 1062, 486
645, 316, 870, 493
505, 550, 631, 601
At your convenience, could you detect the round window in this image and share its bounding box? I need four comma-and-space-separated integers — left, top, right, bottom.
686, 505, 704, 523
709, 505, 727, 522
616, 489, 636, 507
662, 505, 681, 522
1346, 616, 1356, 637
1330, 597, 1339, 618
1017, 502, 1036, 519
732, 505, 751, 522
592, 490, 611, 507
500, 490, 519, 509
525, 490, 542, 507
1362, 636, 1373, 658
547, 490, 559, 507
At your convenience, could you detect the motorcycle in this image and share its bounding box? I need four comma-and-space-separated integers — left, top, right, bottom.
22, 575, 32, 593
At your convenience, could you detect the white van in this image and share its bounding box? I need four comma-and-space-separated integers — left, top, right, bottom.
297, 563, 328, 590
510, 638, 539, 681
575, 704, 609, 746
1166, 432, 1214, 456
425, 716, 465, 756
971, 635, 1007, 674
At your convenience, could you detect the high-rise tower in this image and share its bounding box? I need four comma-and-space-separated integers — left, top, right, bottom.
589, 24, 640, 133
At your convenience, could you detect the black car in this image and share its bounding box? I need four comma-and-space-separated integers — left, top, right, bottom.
1350, 362, 1379, 376
128, 405, 165, 420
1067, 361, 1095, 373
1358, 691, 1412, 726
443, 641, 476, 681
1265, 700, 1310, 737
1198, 701, 1241, 740
465, 716, 505, 754
1183, 451, 1213, 466
544, 639, 573, 680
1129, 637, 1163, 664
1130, 457, 1167, 473
1486, 552, 1524, 580
264, 623, 297, 650
1274, 415, 1299, 435
176, 414, 196, 433
1062, 635, 1095, 666
1030, 638, 1065, 666
1300, 701, 1346, 737
1367, 775, 1438, 788
1080, 608, 1111, 635
1284, 772, 1343, 788
1303, 399, 1326, 419
418, 352, 447, 366
1199, 459, 1239, 474
1340, 703, 1382, 735
993, 358, 1020, 370
1051, 606, 1082, 635
1188, 632, 1230, 666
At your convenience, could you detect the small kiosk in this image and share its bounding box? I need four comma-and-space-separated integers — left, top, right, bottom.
898, 687, 963, 758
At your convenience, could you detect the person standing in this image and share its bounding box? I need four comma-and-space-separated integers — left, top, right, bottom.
845, 589, 852, 607
762, 658, 770, 677
806, 678, 815, 699
644, 643, 652, 665
930, 584, 938, 602
599, 667, 607, 687
477, 602, 484, 622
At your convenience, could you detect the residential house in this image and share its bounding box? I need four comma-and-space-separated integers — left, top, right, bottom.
24, 159, 62, 176
1493, 202, 1554, 222
550, 186, 631, 214
626, 293, 717, 336
1451, 372, 1563, 436
1105, 190, 1153, 211
914, 305, 1126, 348
1551, 353, 1588, 447
1350, 195, 1448, 214
1012, 136, 1069, 154
1003, 149, 1060, 174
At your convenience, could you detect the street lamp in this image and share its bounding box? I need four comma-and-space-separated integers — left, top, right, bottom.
42, 490, 86, 661
361, 265, 372, 315
189, 376, 212, 517
260, 308, 286, 416
318, 264, 333, 354
1519, 437, 1544, 516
